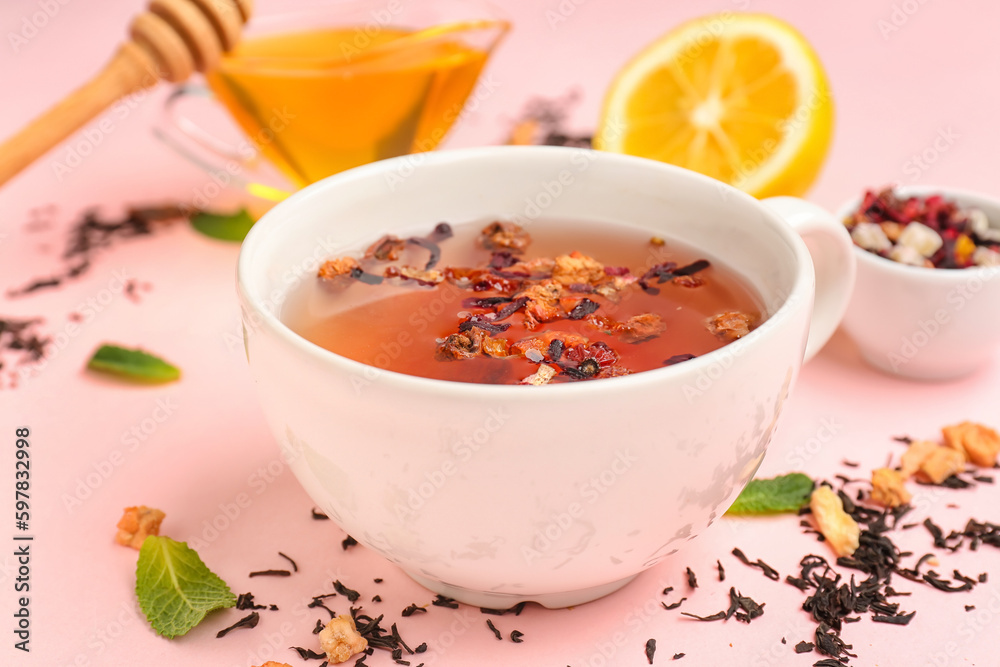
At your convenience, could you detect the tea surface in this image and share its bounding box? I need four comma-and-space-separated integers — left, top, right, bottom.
206, 27, 492, 186
284, 220, 764, 385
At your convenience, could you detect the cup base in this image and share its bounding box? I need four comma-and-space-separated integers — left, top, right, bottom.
404, 571, 640, 609
858, 347, 980, 382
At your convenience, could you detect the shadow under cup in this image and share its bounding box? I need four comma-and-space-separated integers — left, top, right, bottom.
237, 147, 816, 608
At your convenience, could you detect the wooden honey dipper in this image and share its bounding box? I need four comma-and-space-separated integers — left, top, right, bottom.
0, 0, 254, 187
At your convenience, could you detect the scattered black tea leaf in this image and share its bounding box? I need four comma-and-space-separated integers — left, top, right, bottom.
401, 603, 426, 617
480, 602, 527, 616
505, 91, 592, 148
0, 317, 50, 386
334, 580, 361, 602
922, 571, 974, 592
872, 611, 916, 625
813, 622, 854, 659
8, 205, 185, 298
680, 610, 727, 622
308, 598, 336, 619
733, 590, 765, 623
236, 592, 267, 610
216, 612, 259, 638
348, 608, 420, 658
277, 552, 298, 572
431, 595, 459, 609
731, 547, 780, 580
290, 646, 326, 659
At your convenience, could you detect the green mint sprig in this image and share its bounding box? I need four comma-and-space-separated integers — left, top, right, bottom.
136, 536, 236, 638
726, 473, 814, 515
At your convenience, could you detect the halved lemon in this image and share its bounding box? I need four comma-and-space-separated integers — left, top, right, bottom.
594, 13, 833, 199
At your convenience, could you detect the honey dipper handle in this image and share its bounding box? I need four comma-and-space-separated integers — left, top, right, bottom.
0, 42, 161, 187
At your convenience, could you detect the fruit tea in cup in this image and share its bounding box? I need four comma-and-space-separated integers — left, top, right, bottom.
204, 20, 507, 187
283, 219, 764, 384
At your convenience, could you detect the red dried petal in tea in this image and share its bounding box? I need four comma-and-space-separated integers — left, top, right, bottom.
563, 341, 619, 369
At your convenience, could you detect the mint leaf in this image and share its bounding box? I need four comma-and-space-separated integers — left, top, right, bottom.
136, 536, 236, 638
190, 208, 255, 242
87, 344, 180, 383
726, 473, 814, 515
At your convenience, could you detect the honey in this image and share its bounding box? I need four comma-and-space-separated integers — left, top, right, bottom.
206, 24, 502, 187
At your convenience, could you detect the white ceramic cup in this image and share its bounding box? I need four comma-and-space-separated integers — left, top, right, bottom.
237, 146, 855, 608
838, 186, 1000, 381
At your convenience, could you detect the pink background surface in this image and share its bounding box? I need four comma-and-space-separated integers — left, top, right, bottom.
2, 1, 999, 666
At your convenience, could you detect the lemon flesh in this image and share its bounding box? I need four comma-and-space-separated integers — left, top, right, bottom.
595, 13, 834, 199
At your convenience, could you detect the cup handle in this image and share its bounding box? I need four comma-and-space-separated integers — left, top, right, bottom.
761, 196, 856, 362
152, 85, 292, 202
